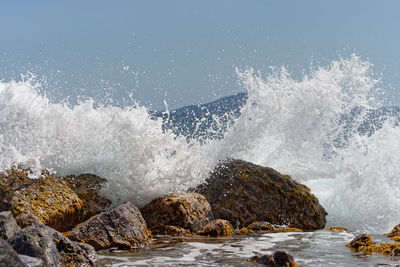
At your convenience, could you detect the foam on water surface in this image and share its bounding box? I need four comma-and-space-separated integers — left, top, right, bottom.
1, 55, 400, 232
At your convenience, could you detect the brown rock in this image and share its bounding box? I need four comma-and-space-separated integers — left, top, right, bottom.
250, 250, 296, 267
0, 167, 84, 232
150, 225, 190, 236
0, 211, 21, 240
65, 202, 152, 250
195, 159, 327, 230
14, 213, 43, 229
62, 174, 111, 221
197, 219, 234, 237
141, 193, 214, 233
246, 221, 274, 232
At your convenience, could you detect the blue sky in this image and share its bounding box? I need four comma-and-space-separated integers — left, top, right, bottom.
1, 1, 400, 110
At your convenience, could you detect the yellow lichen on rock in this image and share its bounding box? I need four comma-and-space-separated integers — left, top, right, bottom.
197, 219, 235, 237
386, 224, 400, 242
0, 167, 85, 232
346, 234, 400, 256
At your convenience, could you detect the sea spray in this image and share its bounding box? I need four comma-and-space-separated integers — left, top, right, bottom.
1, 55, 399, 233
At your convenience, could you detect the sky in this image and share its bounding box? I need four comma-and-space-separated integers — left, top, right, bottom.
1, 0, 400, 110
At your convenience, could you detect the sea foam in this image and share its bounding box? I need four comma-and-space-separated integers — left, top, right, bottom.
1, 55, 399, 232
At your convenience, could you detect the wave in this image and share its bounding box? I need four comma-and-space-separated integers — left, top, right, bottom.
1, 55, 399, 232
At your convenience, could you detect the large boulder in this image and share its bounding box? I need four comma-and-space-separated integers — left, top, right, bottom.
62, 174, 111, 221
0, 211, 21, 240
141, 193, 214, 233
0, 167, 85, 232
0, 237, 26, 267
8, 224, 97, 267
195, 159, 327, 230
65, 202, 152, 250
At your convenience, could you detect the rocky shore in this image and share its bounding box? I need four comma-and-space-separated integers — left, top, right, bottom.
0, 159, 398, 266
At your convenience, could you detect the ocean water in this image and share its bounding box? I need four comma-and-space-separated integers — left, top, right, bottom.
1, 55, 400, 239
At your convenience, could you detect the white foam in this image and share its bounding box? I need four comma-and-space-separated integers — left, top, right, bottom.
1, 56, 399, 232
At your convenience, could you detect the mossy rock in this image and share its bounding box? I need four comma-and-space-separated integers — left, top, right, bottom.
194, 159, 327, 230
0, 167, 85, 232
386, 224, 400, 241
197, 219, 234, 237
346, 234, 400, 256
62, 174, 111, 221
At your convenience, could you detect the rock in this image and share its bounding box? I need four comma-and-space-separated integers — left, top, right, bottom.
246, 221, 274, 232
14, 213, 43, 229
326, 226, 348, 232
0, 237, 26, 267
346, 234, 376, 250
197, 219, 234, 237
386, 224, 400, 241
141, 193, 214, 233
62, 174, 111, 221
249, 251, 296, 267
8, 224, 98, 267
18, 255, 44, 267
0, 167, 85, 232
195, 159, 327, 230
65, 202, 152, 250
237, 222, 302, 235
0, 211, 21, 240
346, 234, 400, 256
150, 225, 190, 236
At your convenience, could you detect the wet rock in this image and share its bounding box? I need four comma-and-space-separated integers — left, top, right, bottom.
326, 226, 348, 232
246, 221, 274, 232
8, 224, 98, 267
346, 234, 376, 250
65, 202, 152, 250
63, 174, 111, 221
346, 234, 400, 256
0, 167, 85, 232
14, 213, 43, 229
0, 211, 21, 240
195, 159, 327, 230
197, 219, 234, 237
386, 224, 400, 241
0, 237, 26, 267
141, 193, 213, 233
237, 222, 301, 235
249, 251, 296, 267
150, 225, 190, 236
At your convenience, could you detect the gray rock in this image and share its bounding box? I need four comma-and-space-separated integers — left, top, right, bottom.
0, 237, 25, 267
65, 202, 152, 250
0, 211, 21, 240
18, 255, 44, 267
8, 224, 98, 267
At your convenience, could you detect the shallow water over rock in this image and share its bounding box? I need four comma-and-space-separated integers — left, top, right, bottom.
98, 231, 400, 266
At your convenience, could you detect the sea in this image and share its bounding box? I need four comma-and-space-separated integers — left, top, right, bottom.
1, 55, 400, 266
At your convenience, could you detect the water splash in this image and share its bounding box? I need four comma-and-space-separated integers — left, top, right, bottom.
1, 55, 399, 232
